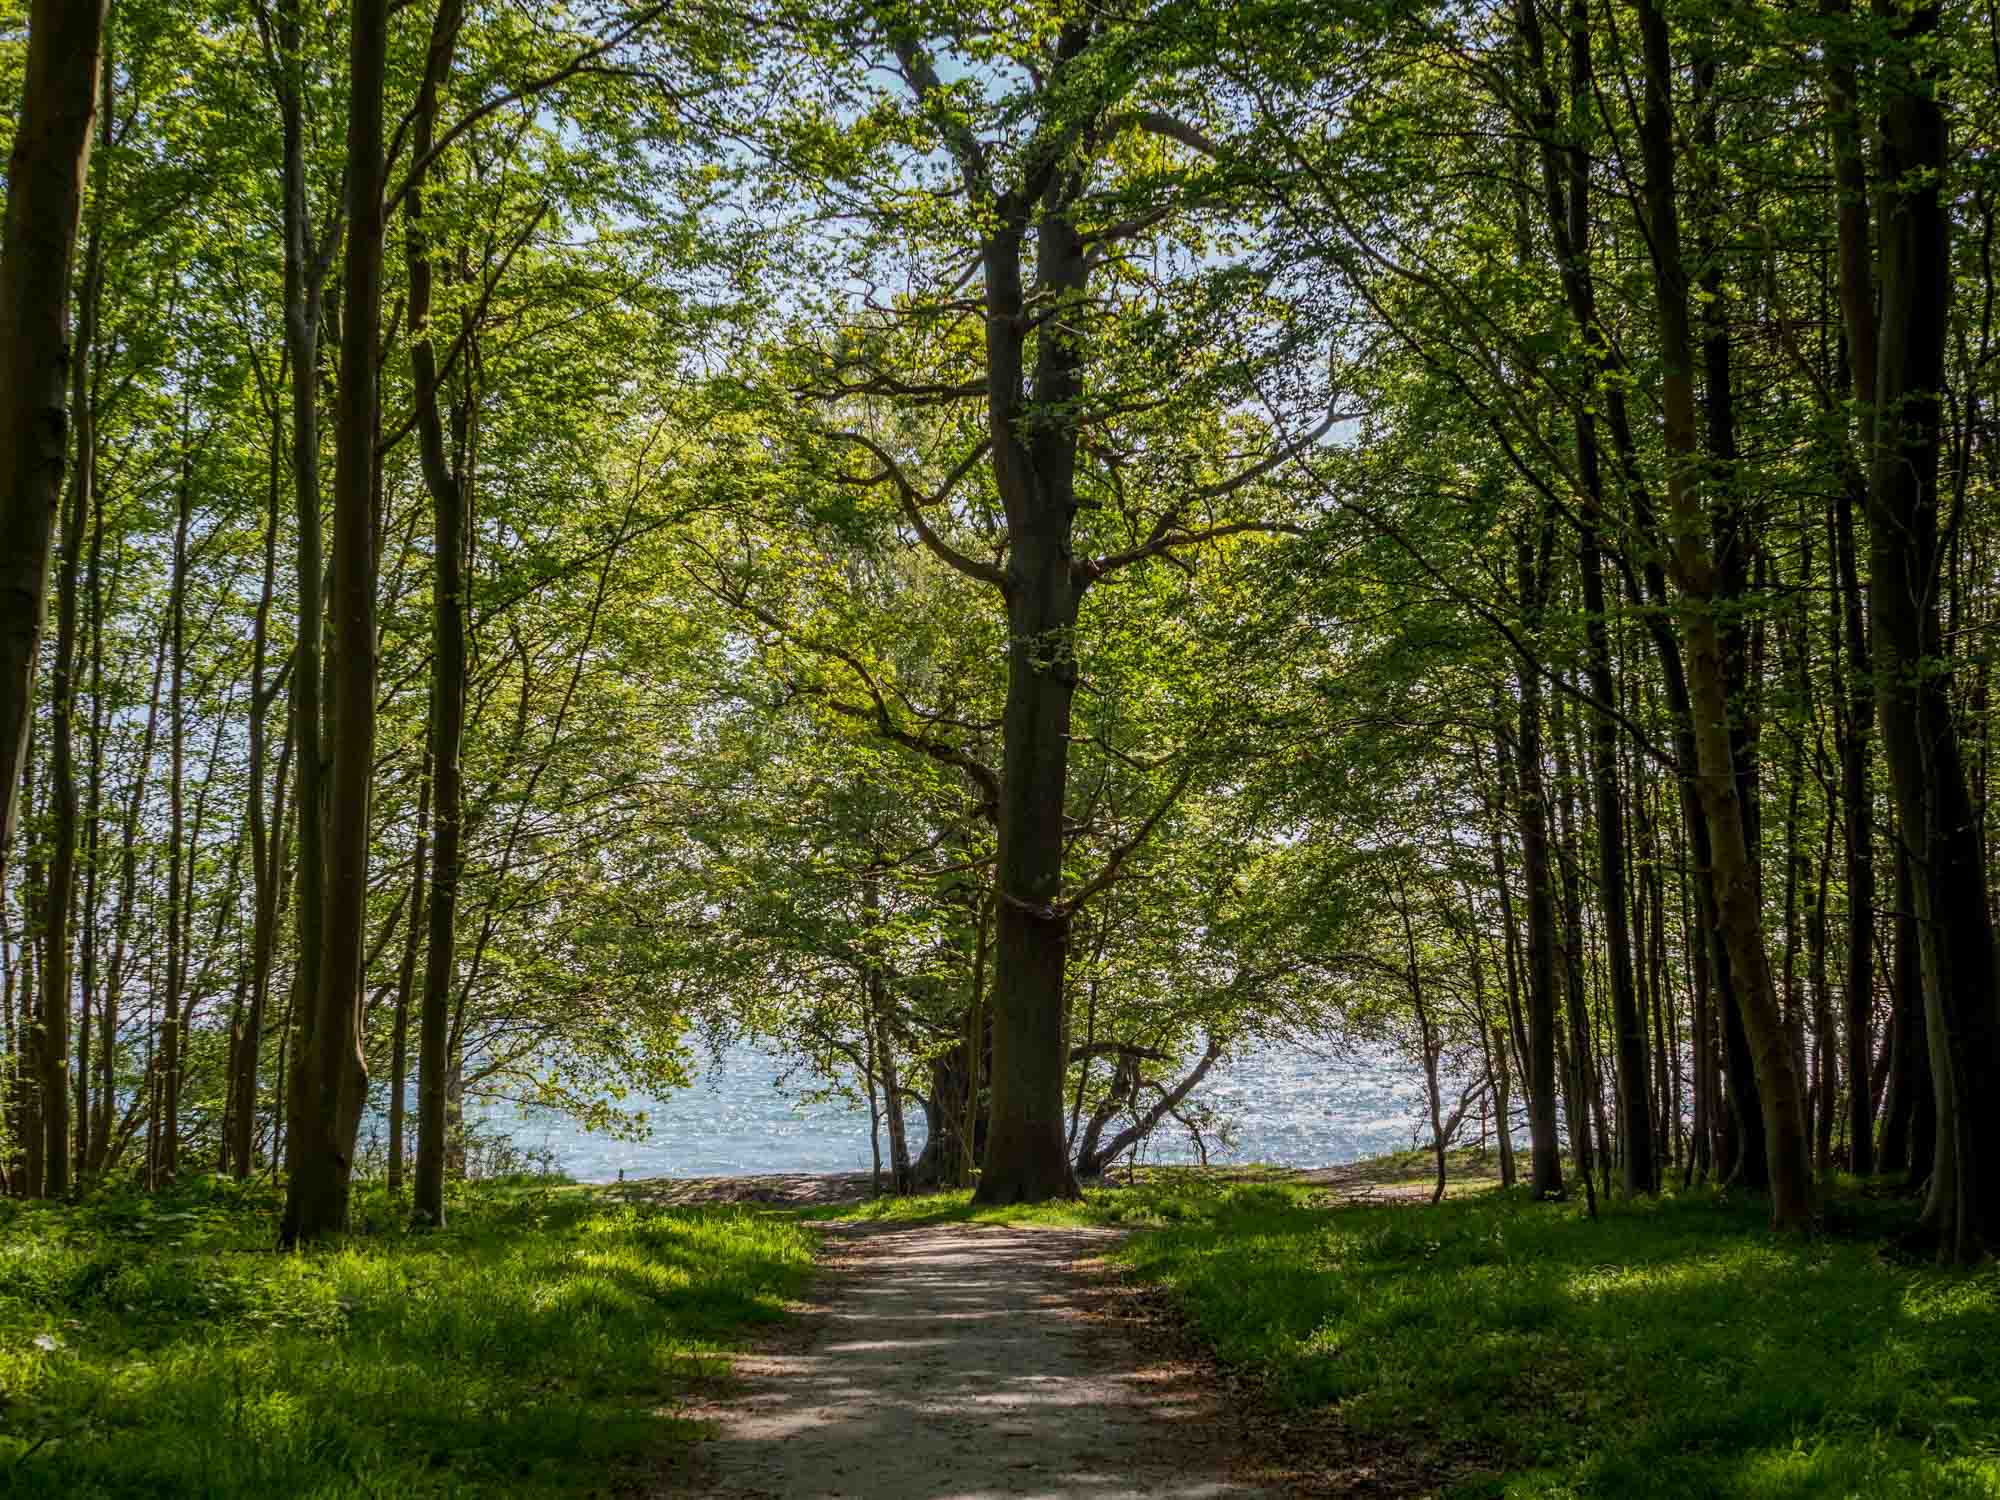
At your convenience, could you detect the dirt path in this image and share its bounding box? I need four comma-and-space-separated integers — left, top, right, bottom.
661, 1219, 1278, 1500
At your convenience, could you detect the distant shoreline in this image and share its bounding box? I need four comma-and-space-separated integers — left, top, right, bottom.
588, 1149, 1508, 1207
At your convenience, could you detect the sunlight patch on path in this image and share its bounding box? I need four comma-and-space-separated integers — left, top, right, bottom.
660, 1220, 1276, 1500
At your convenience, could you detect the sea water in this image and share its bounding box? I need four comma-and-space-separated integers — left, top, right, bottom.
473, 1041, 1436, 1183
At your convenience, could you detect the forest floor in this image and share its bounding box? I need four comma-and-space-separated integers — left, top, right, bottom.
663, 1154, 2000, 1499
0, 1175, 814, 1497
8, 1157, 1998, 1498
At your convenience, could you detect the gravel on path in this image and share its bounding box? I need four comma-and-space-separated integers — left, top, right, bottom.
659, 1218, 1281, 1500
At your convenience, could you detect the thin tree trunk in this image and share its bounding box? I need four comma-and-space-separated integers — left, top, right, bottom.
406, 0, 466, 1230
233, 408, 289, 1179
1824, 0, 1880, 1176
92, 613, 165, 1173
1809, 826, 1837, 1176
1512, 542, 1565, 1201
1396, 871, 1447, 1205
861, 870, 911, 1193
275, 0, 335, 1209
18, 740, 44, 1197
962, 887, 990, 1187
73, 484, 108, 1182
1879, 844, 1932, 1182
1634, 0, 1812, 1228
863, 1011, 881, 1197
1465, 879, 1515, 1188
388, 761, 429, 1196
158, 447, 192, 1185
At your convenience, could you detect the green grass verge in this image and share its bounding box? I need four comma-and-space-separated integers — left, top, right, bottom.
825, 1171, 2000, 1498
0, 1174, 815, 1498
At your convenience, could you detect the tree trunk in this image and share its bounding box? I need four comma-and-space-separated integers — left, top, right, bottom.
962, 887, 990, 1187
388, 764, 429, 1196
233, 412, 290, 1178
1634, 0, 1813, 1228
974, 203, 1084, 1206
861, 870, 911, 1193
1512, 550, 1565, 1201
863, 1017, 881, 1197
1516, 0, 1655, 1198
282, 0, 385, 1245
38, 41, 114, 1195
407, 0, 467, 1231
0, 0, 107, 911
1809, 833, 1837, 1175
73, 482, 106, 1182
1880, 848, 1928, 1184
17, 742, 44, 1197
1465, 881, 1515, 1188
1878, 845, 1933, 1184
158, 450, 192, 1186
1824, 0, 1880, 1177
275, 0, 336, 1210
1397, 873, 1448, 1206
1867, 0, 2000, 1260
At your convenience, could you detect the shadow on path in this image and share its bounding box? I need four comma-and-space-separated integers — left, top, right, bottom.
658, 1219, 1279, 1499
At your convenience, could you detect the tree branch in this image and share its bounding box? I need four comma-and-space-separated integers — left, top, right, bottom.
886, 30, 994, 203
832, 430, 1006, 588
1060, 762, 1194, 917
1086, 519, 1304, 582
385, 3, 670, 219
1104, 110, 1224, 159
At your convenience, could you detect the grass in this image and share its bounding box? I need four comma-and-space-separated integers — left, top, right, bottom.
821, 1165, 2000, 1499
0, 1173, 815, 1498
12, 1158, 1996, 1499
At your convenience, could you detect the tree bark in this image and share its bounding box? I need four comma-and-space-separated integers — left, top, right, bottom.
1866, 0, 2000, 1260
862, 870, 911, 1193
1515, 0, 1655, 1198
388, 763, 429, 1195
1878, 845, 1933, 1183
407, 0, 467, 1231
0, 0, 108, 915
974, 196, 1086, 1204
1809, 833, 1837, 1175
1634, 0, 1813, 1228
233, 412, 290, 1178
72, 462, 106, 1182
281, 0, 385, 1245
273, 0, 340, 1208
1823, 0, 1880, 1176
1397, 872, 1448, 1205
158, 447, 193, 1185
1512, 541, 1565, 1201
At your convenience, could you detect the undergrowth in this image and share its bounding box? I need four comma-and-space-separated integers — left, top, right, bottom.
0, 1174, 814, 1497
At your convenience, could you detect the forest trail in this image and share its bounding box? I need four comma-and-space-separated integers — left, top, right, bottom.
659, 1218, 1277, 1500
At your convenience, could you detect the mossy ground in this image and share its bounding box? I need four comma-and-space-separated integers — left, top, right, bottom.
0, 1174, 814, 1498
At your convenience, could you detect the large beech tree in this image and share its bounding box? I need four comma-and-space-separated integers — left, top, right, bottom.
753, 4, 1328, 1201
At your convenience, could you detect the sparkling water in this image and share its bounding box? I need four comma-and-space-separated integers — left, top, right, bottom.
476, 1041, 1440, 1183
